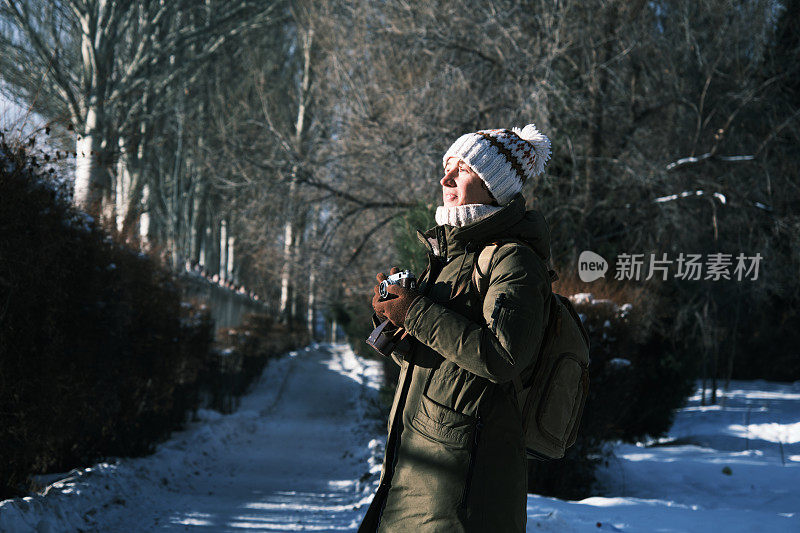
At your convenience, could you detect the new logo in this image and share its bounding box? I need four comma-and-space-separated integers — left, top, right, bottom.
578, 251, 608, 282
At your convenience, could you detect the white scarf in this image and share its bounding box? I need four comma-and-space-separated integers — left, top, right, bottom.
435, 203, 502, 228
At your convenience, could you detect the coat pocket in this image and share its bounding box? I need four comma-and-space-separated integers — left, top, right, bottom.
410, 393, 475, 449
391, 396, 476, 522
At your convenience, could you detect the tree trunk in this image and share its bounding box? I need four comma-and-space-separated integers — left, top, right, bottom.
190, 123, 207, 265
120, 86, 150, 247
584, 5, 617, 210
199, 225, 209, 269
206, 217, 221, 277
118, 132, 147, 246
710, 297, 721, 405
280, 24, 315, 326
307, 269, 316, 340
279, 179, 297, 323
306, 204, 320, 340
74, 103, 109, 217
226, 234, 236, 284
140, 183, 152, 251
710, 336, 719, 405
170, 103, 185, 270
115, 137, 129, 234
73, 3, 113, 218
724, 298, 741, 393
191, 184, 206, 265
220, 219, 228, 282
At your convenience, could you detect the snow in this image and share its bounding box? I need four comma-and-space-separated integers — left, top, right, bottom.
653, 190, 727, 205
727, 422, 800, 444
1, 346, 798, 532
570, 293, 594, 304
579, 381, 800, 532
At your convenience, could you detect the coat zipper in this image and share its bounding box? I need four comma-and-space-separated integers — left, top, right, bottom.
459, 415, 483, 509
490, 294, 506, 334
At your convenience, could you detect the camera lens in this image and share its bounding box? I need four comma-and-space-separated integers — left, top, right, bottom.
379, 280, 389, 299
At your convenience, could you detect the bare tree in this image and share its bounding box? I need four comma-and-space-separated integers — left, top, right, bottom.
0, 0, 280, 218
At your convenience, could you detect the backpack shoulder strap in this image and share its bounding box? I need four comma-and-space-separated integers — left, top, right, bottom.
471, 238, 558, 297
470, 238, 528, 296
471, 242, 500, 296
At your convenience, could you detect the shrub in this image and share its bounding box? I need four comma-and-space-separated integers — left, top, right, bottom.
0, 137, 220, 498
204, 313, 309, 413
391, 202, 436, 276
734, 292, 800, 382
0, 133, 333, 499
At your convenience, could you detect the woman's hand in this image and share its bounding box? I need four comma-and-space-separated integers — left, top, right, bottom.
372, 267, 420, 327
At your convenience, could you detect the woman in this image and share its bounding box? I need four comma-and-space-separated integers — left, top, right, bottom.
361, 124, 554, 532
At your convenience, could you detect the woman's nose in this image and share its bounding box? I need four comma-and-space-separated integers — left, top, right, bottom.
440, 168, 456, 186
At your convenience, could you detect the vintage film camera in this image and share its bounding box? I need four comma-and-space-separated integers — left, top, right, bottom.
366, 270, 417, 358
378, 269, 417, 299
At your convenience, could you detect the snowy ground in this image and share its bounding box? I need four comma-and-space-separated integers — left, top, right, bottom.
526, 381, 800, 532
1, 344, 798, 532
0, 344, 386, 532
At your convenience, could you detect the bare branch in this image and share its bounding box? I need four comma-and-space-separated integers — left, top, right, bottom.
666, 153, 755, 171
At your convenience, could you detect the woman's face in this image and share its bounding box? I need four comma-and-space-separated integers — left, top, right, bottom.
441, 157, 495, 207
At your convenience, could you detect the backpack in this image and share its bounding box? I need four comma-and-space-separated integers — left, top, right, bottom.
472, 240, 590, 460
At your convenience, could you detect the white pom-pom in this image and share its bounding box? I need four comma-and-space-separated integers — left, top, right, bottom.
512, 123, 552, 176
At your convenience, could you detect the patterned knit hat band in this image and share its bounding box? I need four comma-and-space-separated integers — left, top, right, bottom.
442, 124, 552, 205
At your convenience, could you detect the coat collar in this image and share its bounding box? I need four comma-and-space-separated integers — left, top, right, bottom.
417, 195, 552, 262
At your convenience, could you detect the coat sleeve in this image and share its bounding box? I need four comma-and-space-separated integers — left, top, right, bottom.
403, 244, 551, 383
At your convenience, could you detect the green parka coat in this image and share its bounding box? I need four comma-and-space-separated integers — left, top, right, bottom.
359, 195, 553, 533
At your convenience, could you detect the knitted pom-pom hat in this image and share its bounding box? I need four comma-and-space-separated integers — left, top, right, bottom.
442, 124, 552, 205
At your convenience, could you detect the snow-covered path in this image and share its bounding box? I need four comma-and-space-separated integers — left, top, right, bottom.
130, 343, 384, 531
1, 344, 799, 532
0, 344, 385, 532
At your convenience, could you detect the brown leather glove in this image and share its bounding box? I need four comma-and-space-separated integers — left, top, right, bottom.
372, 267, 421, 328
370, 267, 398, 321
371, 290, 387, 321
